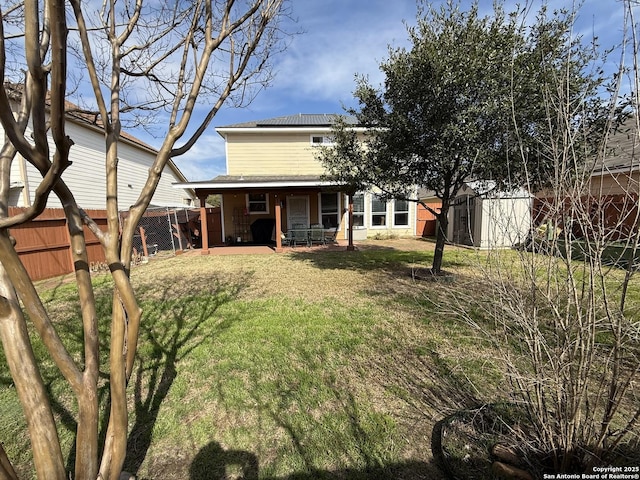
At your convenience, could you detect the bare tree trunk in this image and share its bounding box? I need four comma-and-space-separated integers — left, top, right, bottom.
0, 442, 19, 480
63, 205, 100, 480
0, 238, 66, 480
432, 202, 450, 274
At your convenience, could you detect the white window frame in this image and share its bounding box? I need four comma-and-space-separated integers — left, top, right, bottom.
246, 192, 269, 214
319, 192, 341, 229
393, 199, 410, 227
370, 194, 387, 228
352, 192, 365, 228
310, 134, 335, 146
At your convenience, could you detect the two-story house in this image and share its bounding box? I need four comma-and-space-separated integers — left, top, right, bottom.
175, 114, 420, 252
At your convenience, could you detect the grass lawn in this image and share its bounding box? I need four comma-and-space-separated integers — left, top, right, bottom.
6, 238, 630, 479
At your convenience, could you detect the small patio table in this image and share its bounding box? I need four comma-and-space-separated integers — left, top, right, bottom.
288, 228, 311, 247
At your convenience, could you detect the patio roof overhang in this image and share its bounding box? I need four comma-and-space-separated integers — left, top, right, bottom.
173, 175, 345, 195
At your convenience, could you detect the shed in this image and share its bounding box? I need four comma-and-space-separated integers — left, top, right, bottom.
449, 181, 532, 249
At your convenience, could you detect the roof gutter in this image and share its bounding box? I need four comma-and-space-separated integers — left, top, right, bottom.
215, 126, 368, 137
173, 179, 342, 190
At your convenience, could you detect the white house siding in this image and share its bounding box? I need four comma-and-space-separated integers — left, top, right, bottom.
5, 123, 30, 206
11, 119, 193, 209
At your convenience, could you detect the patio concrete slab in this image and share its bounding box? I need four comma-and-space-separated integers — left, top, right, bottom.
182, 240, 353, 256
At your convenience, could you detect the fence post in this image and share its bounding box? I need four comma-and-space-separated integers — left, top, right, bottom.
174, 209, 183, 252
167, 208, 176, 254
139, 227, 149, 258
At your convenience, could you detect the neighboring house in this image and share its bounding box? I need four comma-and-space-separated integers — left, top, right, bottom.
534, 122, 639, 240
582, 123, 639, 239
174, 114, 420, 251
589, 122, 640, 198
448, 181, 532, 249
6, 91, 196, 210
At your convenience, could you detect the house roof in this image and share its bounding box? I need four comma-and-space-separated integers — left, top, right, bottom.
601, 122, 640, 174
220, 113, 358, 129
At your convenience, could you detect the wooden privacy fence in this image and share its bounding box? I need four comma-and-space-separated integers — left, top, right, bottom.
8, 207, 108, 281
6, 206, 220, 282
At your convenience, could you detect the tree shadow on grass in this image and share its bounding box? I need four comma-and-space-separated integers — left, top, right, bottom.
138, 297, 477, 480
0, 268, 250, 477
288, 247, 435, 274
286, 244, 471, 300
123, 274, 248, 473
367, 344, 496, 479
263, 389, 444, 480
189, 440, 438, 480
371, 346, 483, 416
205, 364, 451, 480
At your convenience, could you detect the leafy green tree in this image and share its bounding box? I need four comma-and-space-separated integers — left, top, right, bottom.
319, 0, 609, 274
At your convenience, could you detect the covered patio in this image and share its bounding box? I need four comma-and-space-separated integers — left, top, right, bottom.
180, 239, 352, 256
174, 175, 357, 254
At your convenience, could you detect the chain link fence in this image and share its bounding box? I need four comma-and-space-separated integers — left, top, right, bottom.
121, 206, 201, 261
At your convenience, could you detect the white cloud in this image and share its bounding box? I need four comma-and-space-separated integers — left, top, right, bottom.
271, 1, 416, 103
171, 132, 226, 181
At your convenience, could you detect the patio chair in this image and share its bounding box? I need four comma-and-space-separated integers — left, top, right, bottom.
280, 231, 291, 247
325, 224, 340, 244
291, 224, 309, 247
309, 224, 326, 246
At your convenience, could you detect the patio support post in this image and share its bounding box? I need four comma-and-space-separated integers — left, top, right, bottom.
274, 196, 283, 252
347, 193, 355, 251
198, 194, 210, 255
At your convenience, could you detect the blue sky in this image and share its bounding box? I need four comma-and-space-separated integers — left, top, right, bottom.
137, 0, 627, 181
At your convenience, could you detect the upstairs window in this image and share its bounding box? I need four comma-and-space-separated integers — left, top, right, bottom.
310, 135, 335, 146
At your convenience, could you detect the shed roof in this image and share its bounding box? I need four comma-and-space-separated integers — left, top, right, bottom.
462, 180, 532, 199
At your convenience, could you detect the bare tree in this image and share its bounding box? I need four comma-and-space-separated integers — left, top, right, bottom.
444, 0, 639, 474
0, 1, 290, 479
